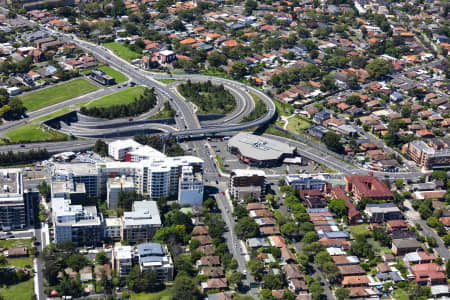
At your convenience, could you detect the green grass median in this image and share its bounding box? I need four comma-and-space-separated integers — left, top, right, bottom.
4, 124, 69, 143
18, 78, 98, 111
81, 86, 146, 109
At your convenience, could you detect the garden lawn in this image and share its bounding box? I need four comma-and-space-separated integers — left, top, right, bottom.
0, 278, 34, 300
392, 288, 408, 300
98, 66, 128, 83
131, 288, 172, 300
82, 86, 146, 109
104, 42, 143, 61
6, 256, 32, 268
19, 78, 98, 111
286, 116, 312, 132
348, 225, 371, 238
34, 107, 75, 122
4, 124, 69, 143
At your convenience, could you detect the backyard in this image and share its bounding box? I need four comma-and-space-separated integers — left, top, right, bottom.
81, 86, 146, 109
0, 278, 34, 300
104, 42, 143, 61
131, 288, 172, 300
0, 239, 32, 267
18, 78, 98, 111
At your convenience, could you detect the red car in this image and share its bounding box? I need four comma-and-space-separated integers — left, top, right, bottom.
222, 191, 225, 196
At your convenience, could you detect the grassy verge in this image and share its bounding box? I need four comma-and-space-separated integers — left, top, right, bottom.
275, 99, 294, 116
131, 288, 172, 300
286, 116, 312, 132
241, 92, 267, 123
98, 66, 128, 84
81, 86, 146, 109
155, 78, 178, 85
0, 278, 35, 300
104, 42, 143, 61
4, 124, 69, 143
34, 107, 75, 122
216, 155, 224, 170
19, 78, 98, 111
148, 101, 175, 119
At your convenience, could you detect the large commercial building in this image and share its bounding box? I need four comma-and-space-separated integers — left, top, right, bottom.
135, 243, 174, 281
229, 169, 266, 202
0, 169, 39, 230
285, 174, 329, 192
228, 132, 296, 167
52, 197, 103, 245
121, 200, 162, 244
402, 140, 450, 170
178, 166, 203, 206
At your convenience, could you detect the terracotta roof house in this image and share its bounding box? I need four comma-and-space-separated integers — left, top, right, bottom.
247, 203, 266, 211
192, 235, 212, 245
94, 264, 111, 281
376, 263, 391, 273
386, 220, 409, 232
197, 256, 220, 268
333, 256, 360, 266
289, 279, 308, 293
192, 226, 209, 235
342, 275, 371, 287
260, 225, 281, 236
338, 265, 366, 276
198, 244, 216, 256
200, 267, 224, 278
201, 278, 228, 293
269, 236, 286, 248
281, 247, 296, 263
344, 175, 393, 201
411, 263, 446, 285
319, 237, 350, 250
283, 263, 305, 280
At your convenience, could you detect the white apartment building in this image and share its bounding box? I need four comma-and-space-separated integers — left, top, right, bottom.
108, 139, 142, 161
52, 197, 103, 245
99, 156, 203, 199
285, 174, 329, 191
107, 176, 135, 209
104, 217, 121, 240
128, 145, 166, 162
113, 245, 133, 278
178, 166, 203, 206
136, 243, 174, 281
121, 200, 162, 244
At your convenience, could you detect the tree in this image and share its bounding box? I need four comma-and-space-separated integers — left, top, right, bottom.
426, 217, 438, 228
66, 254, 89, 272
230, 61, 248, 79
321, 75, 336, 92
366, 58, 393, 79
345, 95, 362, 107
263, 273, 282, 290
244, 0, 257, 15
4, 97, 26, 120
233, 205, 248, 219
174, 255, 196, 277
302, 231, 319, 243
329, 198, 346, 217
173, 275, 201, 300
248, 259, 264, 281
207, 51, 227, 67
228, 271, 244, 288
309, 281, 323, 300
93, 140, 107, 156
234, 217, 259, 239
280, 222, 299, 237
38, 181, 51, 201
321, 132, 344, 154
335, 288, 350, 300
0, 255, 7, 266
95, 251, 108, 265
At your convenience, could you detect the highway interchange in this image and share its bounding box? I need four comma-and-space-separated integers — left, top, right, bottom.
0, 10, 445, 300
